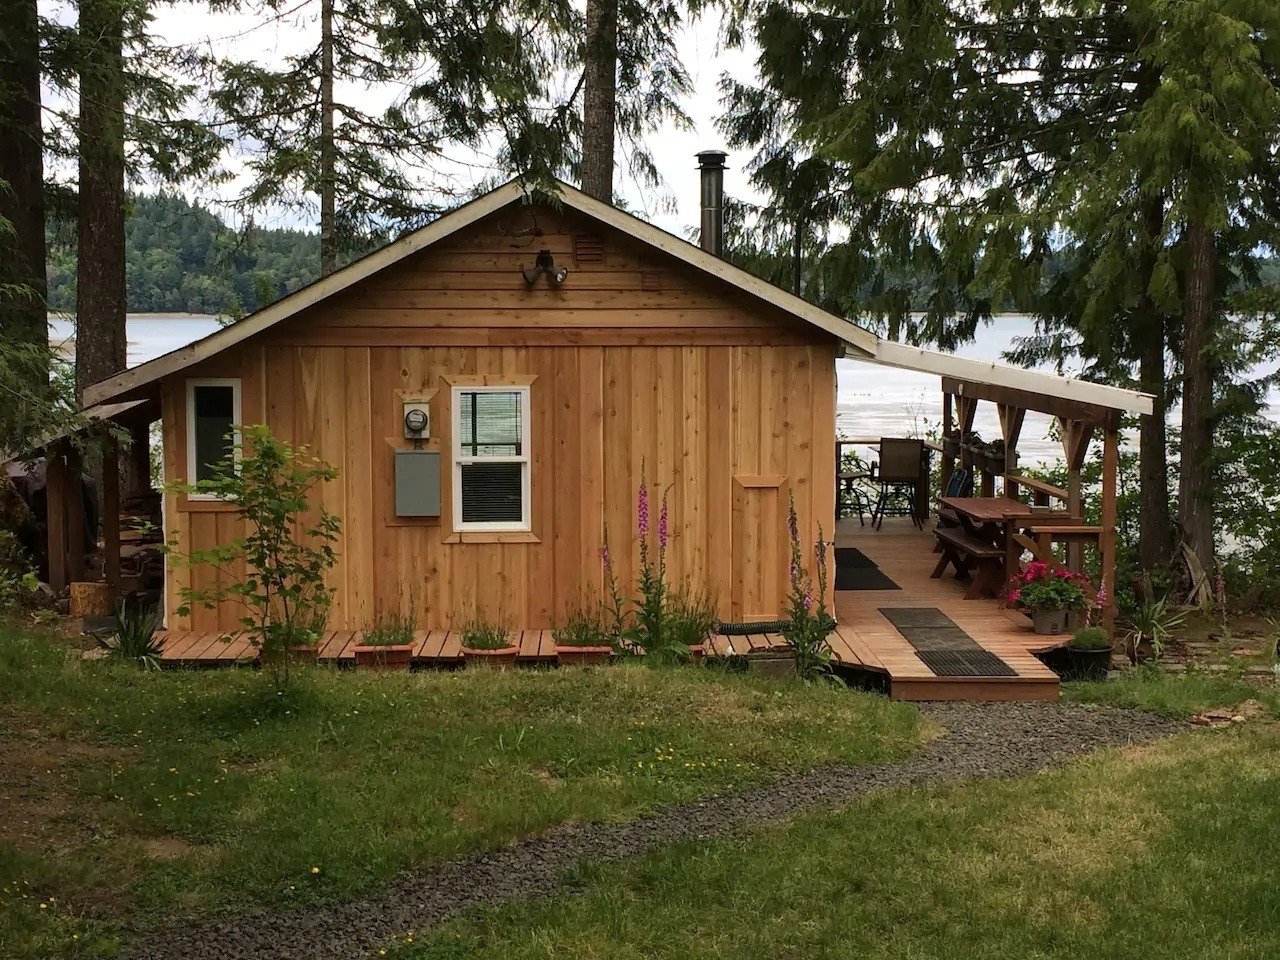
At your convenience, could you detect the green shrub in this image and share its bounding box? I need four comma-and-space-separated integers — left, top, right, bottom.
1121, 596, 1187, 662
461, 612, 512, 650
663, 591, 716, 659
166, 424, 341, 684
554, 599, 612, 648
360, 608, 416, 647
1070, 626, 1110, 651
783, 495, 833, 681
98, 601, 163, 669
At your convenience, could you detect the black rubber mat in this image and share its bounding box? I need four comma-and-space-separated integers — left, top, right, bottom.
834, 547, 900, 591
915, 648, 1017, 678
879, 607, 1017, 677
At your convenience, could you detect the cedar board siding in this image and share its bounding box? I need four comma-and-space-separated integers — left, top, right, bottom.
161, 203, 838, 632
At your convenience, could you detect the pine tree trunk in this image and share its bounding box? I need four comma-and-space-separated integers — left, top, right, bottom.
1136, 195, 1171, 572
318, 0, 337, 276
1178, 215, 1217, 580
76, 0, 128, 402
580, 0, 618, 202
0, 0, 48, 377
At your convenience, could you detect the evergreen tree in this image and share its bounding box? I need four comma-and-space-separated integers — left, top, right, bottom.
75, 0, 128, 402
721, 0, 1280, 583
573, 0, 693, 201
580, 0, 619, 201
211, 0, 569, 274
0, 0, 47, 389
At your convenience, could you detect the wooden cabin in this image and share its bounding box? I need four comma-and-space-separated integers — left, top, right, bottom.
81, 165, 1154, 660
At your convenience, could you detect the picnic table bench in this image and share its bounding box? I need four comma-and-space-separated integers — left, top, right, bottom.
931, 525, 1006, 599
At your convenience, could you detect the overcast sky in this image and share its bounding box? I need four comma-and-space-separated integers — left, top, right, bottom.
115, 2, 763, 238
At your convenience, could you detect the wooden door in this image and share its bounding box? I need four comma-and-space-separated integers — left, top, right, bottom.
731, 475, 788, 621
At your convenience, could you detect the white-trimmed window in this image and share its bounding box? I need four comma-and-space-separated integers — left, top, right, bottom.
186, 378, 241, 493
452, 385, 530, 532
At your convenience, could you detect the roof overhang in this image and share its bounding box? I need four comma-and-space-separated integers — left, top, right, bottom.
84, 179, 878, 406
870, 340, 1154, 419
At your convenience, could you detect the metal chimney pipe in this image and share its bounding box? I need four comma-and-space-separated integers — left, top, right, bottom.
696, 150, 728, 257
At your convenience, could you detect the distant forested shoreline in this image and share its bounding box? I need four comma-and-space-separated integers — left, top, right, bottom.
46, 193, 320, 317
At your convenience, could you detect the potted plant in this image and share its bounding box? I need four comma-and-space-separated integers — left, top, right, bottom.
460, 613, 518, 668
353, 610, 416, 671
554, 600, 613, 666
1066, 626, 1112, 681
1006, 562, 1087, 635
665, 591, 714, 663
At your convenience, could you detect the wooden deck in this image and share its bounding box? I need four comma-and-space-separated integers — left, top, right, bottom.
155, 518, 1064, 701
703, 519, 1062, 701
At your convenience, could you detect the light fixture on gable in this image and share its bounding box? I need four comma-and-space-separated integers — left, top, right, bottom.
521, 248, 569, 286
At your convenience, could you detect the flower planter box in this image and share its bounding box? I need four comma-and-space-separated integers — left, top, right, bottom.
740, 648, 795, 680
1031, 608, 1069, 636
461, 645, 520, 669
1065, 646, 1112, 681
353, 643, 414, 671
555, 644, 613, 667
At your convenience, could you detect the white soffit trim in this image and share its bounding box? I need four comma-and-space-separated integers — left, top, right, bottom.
872, 340, 1155, 416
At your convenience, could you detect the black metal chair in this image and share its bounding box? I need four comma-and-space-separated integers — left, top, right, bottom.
870, 438, 927, 530
836, 447, 875, 526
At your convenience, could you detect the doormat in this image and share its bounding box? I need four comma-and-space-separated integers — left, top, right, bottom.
835, 547, 900, 591
878, 607, 1016, 677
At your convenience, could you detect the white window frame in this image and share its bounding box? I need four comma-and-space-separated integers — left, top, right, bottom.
451, 384, 531, 533
185, 378, 242, 500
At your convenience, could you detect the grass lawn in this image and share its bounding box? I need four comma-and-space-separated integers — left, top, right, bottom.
0, 623, 921, 958
395, 722, 1280, 960
1067, 662, 1280, 718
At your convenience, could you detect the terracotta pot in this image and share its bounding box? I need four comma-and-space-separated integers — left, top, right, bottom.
461, 645, 520, 669
687, 643, 707, 663
353, 643, 414, 670
1031, 608, 1069, 636
555, 645, 612, 667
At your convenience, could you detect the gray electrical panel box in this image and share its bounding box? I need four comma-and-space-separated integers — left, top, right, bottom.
395, 450, 441, 517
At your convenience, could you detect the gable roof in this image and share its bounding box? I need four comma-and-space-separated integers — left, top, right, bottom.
83, 177, 1153, 418
83, 178, 880, 407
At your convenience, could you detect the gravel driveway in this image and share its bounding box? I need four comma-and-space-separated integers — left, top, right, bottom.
122, 701, 1183, 960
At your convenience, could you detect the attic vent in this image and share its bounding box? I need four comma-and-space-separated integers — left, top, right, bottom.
573, 233, 605, 264
640, 272, 663, 292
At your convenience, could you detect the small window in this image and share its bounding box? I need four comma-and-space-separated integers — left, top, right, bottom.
186, 379, 241, 492
452, 386, 530, 531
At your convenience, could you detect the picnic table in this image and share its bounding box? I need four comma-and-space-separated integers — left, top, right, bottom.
934, 496, 1039, 598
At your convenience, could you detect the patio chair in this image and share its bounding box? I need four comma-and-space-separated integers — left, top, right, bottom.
837, 449, 875, 526
870, 438, 927, 530
932, 466, 975, 551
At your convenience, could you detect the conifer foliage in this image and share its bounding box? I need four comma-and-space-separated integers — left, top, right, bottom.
721, 0, 1280, 583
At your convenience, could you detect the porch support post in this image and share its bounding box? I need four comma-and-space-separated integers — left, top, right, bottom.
997, 403, 1026, 499
126, 420, 151, 496
941, 390, 954, 497
1058, 416, 1095, 573
1100, 427, 1119, 639
46, 440, 87, 591
103, 434, 121, 601
46, 441, 69, 591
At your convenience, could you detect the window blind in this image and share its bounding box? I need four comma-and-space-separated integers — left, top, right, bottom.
459, 462, 523, 523
459, 390, 522, 456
